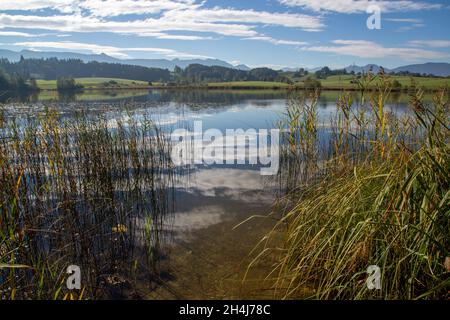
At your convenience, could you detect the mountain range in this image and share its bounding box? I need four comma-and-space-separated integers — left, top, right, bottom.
344, 63, 450, 77
0, 49, 449, 77
0, 49, 250, 71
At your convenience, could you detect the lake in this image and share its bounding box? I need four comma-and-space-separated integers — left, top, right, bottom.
0, 89, 427, 299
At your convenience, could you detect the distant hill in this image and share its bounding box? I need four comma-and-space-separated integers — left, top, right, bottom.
1, 49, 448, 78
345, 63, 450, 77
391, 63, 450, 77
0, 49, 250, 71
234, 64, 251, 71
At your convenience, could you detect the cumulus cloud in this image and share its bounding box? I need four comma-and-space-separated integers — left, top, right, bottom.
301, 40, 449, 60
279, 0, 441, 13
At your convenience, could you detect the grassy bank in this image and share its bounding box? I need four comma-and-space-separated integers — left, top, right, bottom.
206, 77, 448, 91
318, 75, 450, 90
207, 81, 290, 89
252, 74, 450, 299
35, 76, 449, 92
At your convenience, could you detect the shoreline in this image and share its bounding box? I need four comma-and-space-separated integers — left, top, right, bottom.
39, 85, 448, 93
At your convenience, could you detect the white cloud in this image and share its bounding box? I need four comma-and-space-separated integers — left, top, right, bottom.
0, 0, 322, 32
301, 40, 449, 60
0, 0, 76, 12
138, 33, 213, 40
408, 40, 450, 48
0, 31, 37, 37
0, 13, 258, 38
13, 41, 213, 59
245, 36, 308, 46
385, 18, 423, 23
80, 0, 200, 17
279, 0, 441, 13
0, 0, 198, 15
161, 7, 324, 32
0, 1, 324, 40
395, 24, 425, 32
385, 18, 426, 32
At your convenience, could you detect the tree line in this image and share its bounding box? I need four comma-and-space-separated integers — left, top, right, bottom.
0, 57, 290, 87
173, 64, 282, 83
0, 56, 171, 82
0, 68, 38, 93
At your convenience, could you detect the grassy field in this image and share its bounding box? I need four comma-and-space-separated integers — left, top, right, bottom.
36, 77, 150, 90
317, 75, 450, 89
208, 76, 449, 90
35, 76, 450, 91
207, 81, 290, 88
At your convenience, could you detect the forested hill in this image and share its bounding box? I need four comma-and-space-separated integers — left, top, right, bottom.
175, 64, 280, 83
0, 57, 171, 82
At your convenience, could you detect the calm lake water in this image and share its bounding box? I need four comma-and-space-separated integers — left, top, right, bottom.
0, 88, 422, 236
0, 89, 425, 298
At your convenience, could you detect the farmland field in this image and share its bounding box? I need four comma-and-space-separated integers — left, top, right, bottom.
318, 75, 450, 89
36, 77, 151, 90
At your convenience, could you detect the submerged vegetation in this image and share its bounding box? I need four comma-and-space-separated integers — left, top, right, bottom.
0, 111, 174, 299
255, 72, 449, 299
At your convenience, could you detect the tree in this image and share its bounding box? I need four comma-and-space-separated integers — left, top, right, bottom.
392, 79, 402, 90
56, 77, 84, 92
304, 77, 322, 89
0, 67, 38, 92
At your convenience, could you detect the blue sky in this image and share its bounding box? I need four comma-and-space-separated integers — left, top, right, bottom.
0, 0, 449, 69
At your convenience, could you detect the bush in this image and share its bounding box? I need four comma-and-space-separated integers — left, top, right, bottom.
56, 77, 84, 92
392, 79, 402, 89
303, 77, 322, 89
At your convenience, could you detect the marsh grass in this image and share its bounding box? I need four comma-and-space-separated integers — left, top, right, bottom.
255, 72, 449, 299
0, 109, 175, 299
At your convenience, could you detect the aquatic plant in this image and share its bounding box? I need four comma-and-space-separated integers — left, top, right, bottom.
0, 110, 175, 299
254, 74, 449, 299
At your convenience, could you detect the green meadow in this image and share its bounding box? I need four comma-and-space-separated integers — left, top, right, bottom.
316, 75, 450, 89
36, 77, 151, 90
207, 81, 290, 88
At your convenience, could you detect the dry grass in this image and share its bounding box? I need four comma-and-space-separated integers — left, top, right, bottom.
253, 73, 450, 299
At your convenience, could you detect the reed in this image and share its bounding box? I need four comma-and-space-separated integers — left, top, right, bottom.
0, 109, 175, 299
255, 73, 449, 299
